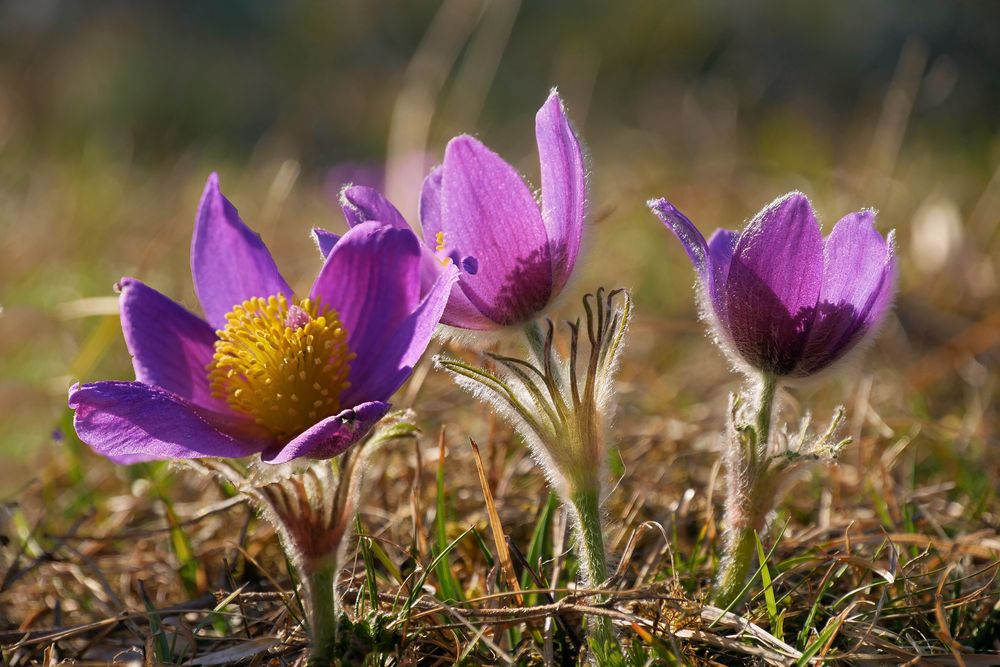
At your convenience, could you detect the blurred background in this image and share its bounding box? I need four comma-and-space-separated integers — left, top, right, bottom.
0, 0, 997, 494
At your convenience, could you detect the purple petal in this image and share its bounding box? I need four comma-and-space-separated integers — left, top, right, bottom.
441, 135, 552, 326
417, 167, 495, 329
418, 166, 443, 239
311, 227, 341, 260
421, 251, 495, 330
649, 198, 721, 301
344, 262, 458, 404
536, 90, 586, 293
261, 401, 391, 463
707, 228, 739, 276
864, 229, 897, 327
797, 211, 896, 374
310, 222, 422, 390
339, 185, 410, 230
730, 193, 823, 316
820, 211, 895, 329
706, 228, 739, 305
724, 193, 824, 375
118, 278, 232, 414
648, 198, 711, 281
191, 173, 292, 329
414, 167, 490, 325
649, 198, 744, 324
69, 381, 271, 464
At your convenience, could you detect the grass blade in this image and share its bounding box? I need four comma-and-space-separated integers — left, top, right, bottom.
469, 439, 522, 603
754, 531, 781, 639
433, 429, 464, 603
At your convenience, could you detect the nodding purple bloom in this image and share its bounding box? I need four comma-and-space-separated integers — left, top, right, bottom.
316, 90, 587, 331
649, 192, 896, 378
69, 173, 456, 465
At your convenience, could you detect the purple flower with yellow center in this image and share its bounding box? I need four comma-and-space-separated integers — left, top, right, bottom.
648, 192, 897, 379
68, 174, 455, 465
315, 90, 587, 331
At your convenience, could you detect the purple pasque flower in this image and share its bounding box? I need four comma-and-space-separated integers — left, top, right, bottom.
649, 192, 896, 378
315, 89, 587, 331
69, 173, 456, 465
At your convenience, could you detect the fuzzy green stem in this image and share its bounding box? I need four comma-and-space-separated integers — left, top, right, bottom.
753, 374, 777, 461
569, 487, 617, 652
306, 565, 338, 667
712, 374, 778, 610
710, 493, 765, 610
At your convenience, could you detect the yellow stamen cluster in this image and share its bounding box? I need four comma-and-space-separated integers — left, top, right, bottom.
434, 231, 452, 266
208, 294, 355, 440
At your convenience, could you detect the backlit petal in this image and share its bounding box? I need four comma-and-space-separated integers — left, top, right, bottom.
344, 263, 458, 404
69, 381, 269, 464
310, 222, 422, 389
440, 135, 552, 325
118, 278, 231, 414
191, 173, 292, 329
339, 185, 410, 230
797, 211, 896, 374
648, 198, 711, 281
261, 401, 391, 463
419, 166, 495, 329
311, 227, 341, 260
536, 90, 586, 292
724, 193, 823, 375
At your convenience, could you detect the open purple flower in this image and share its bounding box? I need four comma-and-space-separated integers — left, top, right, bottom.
649, 192, 896, 378
69, 174, 455, 465
315, 90, 587, 331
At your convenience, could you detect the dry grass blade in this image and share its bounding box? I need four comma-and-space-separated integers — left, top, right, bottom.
469, 438, 523, 606
614, 520, 671, 582
934, 563, 968, 667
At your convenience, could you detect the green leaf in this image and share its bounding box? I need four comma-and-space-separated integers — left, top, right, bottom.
520, 492, 557, 599
140, 582, 172, 664
405, 526, 476, 614
159, 492, 200, 597
795, 615, 843, 666
433, 451, 465, 603
796, 563, 848, 649
355, 514, 380, 611
754, 531, 780, 639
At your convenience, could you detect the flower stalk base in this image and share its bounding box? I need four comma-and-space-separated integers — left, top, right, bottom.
570, 487, 616, 649
711, 490, 767, 610
711, 374, 776, 610
437, 289, 632, 657
711, 373, 850, 610
306, 565, 339, 667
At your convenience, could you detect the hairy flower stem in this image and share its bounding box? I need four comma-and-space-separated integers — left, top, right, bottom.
439, 290, 631, 657
569, 486, 616, 648
524, 319, 548, 360
711, 492, 765, 610
306, 564, 339, 667
712, 374, 778, 610
754, 375, 777, 451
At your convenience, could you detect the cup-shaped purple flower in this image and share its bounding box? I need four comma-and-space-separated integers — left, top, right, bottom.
68, 174, 456, 465
315, 89, 587, 331
648, 192, 897, 379
649, 191, 897, 609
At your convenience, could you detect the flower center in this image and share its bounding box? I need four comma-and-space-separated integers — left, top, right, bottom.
208, 294, 355, 440
433, 231, 479, 274
434, 231, 452, 266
